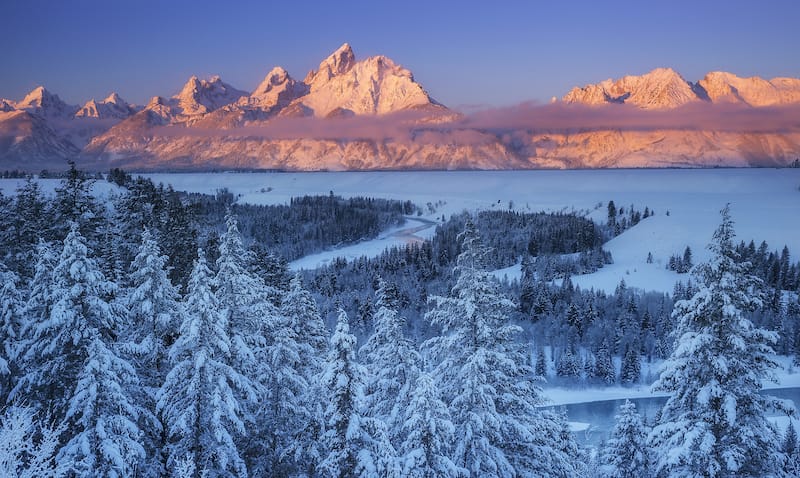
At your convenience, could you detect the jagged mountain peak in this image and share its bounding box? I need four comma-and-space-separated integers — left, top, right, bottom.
16, 86, 77, 117
306, 43, 356, 86
563, 67, 699, 109
252, 66, 294, 96
104, 92, 125, 104
697, 71, 800, 106
0, 99, 14, 112
288, 43, 438, 117
172, 75, 247, 117
241, 66, 308, 113
75, 92, 133, 119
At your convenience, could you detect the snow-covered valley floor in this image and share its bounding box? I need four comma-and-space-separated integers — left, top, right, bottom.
140, 168, 800, 295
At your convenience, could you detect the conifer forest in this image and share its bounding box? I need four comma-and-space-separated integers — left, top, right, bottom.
0, 167, 799, 477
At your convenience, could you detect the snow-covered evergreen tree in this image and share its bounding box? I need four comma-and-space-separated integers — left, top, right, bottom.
649, 205, 792, 477
424, 221, 578, 477
256, 296, 314, 476
535, 347, 548, 378
0, 406, 64, 478
126, 229, 182, 382
57, 338, 146, 477
125, 228, 183, 477
157, 250, 253, 478
215, 214, 277, 376
360, 278, 422, 442
619, 346, 641, 385
279, 274, 329, 477
320, 308, 397, 478
603, 400, 650, 478
10, 240, 56, 405
593, 343, 616, 385
399, 372, 464, 478
0, 263, 22, 399
783, 421, 800, 476
13, 225, 125, 417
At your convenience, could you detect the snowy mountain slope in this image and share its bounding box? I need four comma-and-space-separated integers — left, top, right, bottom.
14, 86, 78, 118
171, 75, 248, 117
562, 68, 700, 109
697, 71, 800, 106
75, 92, 136, 119
0, 110, 80, 168
288, 43, 439, 117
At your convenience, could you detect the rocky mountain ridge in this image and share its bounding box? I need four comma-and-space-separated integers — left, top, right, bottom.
1, 46, 799, 171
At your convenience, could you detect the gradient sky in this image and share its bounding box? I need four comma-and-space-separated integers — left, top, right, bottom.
1, 0, 798, 109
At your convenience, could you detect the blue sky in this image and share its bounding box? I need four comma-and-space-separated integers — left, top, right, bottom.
1, 0, 798, 108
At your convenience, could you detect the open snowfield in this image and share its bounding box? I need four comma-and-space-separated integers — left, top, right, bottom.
135, 168, 800, 293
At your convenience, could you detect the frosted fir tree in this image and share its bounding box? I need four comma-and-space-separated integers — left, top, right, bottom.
359, 278, 422, 442
255, 296, 316, 476
424, 221, 578, 477
649, 205, 793, 477
126, 229, 182, 383
783, 421, 800, 475
13, 224, 126, 416
0, 263, 22, 399
215, 213, 278, 376
279, 274, 329, 477
602, 400, 650, 478
593, 343, 616, 385
10, 240, 56, 403
619, 346, 641, 385
125, 228, 183, 477
57, 338, 146, 477
157, 250, 253, 478
399, 372, 465, 478
0, 406, 64, 478
319, 309, 398, 478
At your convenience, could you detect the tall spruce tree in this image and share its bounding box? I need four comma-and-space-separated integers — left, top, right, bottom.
319, 308, 397, 478
649, 205, 792, 477
359, 278, 422, 444
0, 263, 21, 400
399, 372, 464, 478
603, 400, 650, 478
279, 274, 329, 477
57, 338, 146, 477
157, 250, 253, 478
13, 225, 125, 417
126, 228, 183, 477
424, 221, 578, 477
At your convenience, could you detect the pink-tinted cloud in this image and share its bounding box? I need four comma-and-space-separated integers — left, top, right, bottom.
459, 101, 800, 133
149, 101, 800, 146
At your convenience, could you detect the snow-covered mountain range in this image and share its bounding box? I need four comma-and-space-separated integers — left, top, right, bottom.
1, 45, 799, 171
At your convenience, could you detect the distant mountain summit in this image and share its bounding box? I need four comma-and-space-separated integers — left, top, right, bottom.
15, 86, 78, 118
697, 71, 800, 106
75, 92, 136, 119
563, 68, 800, 109
1, 48, 799, 171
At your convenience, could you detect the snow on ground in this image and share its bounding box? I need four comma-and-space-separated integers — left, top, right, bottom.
542, 355, 800, 407
289, 216, 437, 270
141, 169, 800, 294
